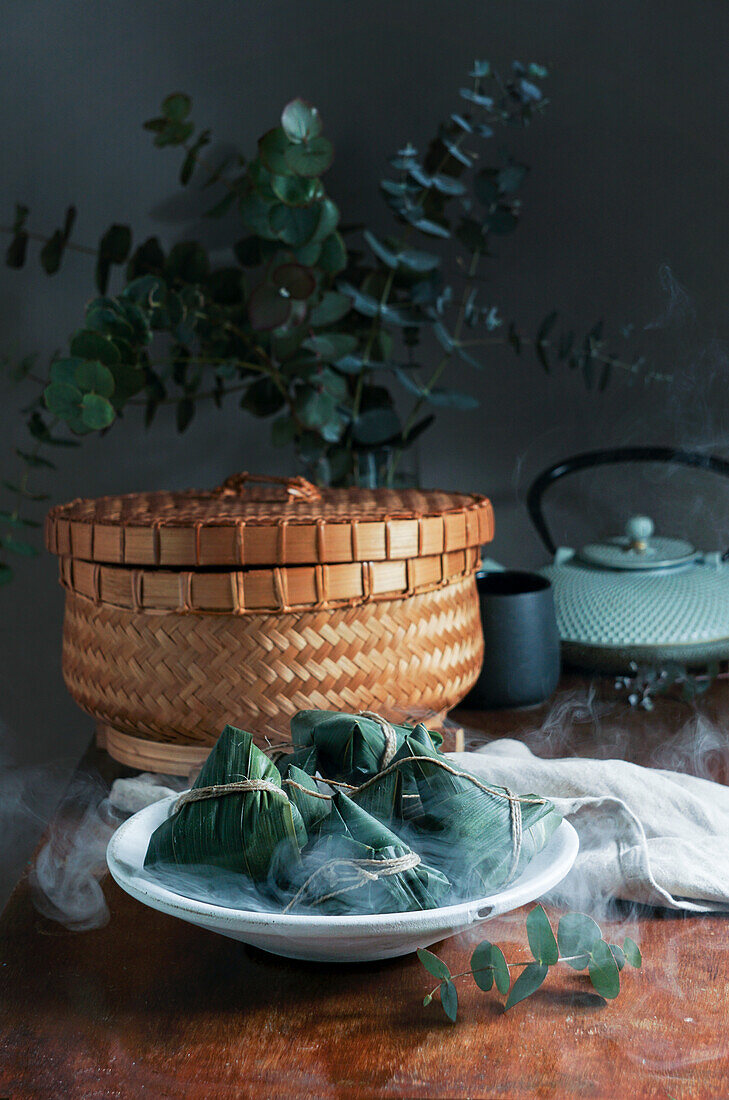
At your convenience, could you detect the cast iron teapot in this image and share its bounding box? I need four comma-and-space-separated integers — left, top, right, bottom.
527, 447, 729, 672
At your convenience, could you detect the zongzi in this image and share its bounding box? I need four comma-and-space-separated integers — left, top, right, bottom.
144, 725, 306, 879
282, 790, 451, 915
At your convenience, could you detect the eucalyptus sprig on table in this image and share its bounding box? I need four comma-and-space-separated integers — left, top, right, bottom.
0, 58, 660, 583
418, 905, 642, 1022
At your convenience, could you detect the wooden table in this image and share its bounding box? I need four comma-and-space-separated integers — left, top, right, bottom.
2, 674, 729, 1099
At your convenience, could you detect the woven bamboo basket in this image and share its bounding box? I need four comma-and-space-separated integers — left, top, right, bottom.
46, 473, 493, 773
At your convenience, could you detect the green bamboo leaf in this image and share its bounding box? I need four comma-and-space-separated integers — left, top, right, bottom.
440, 980, 458, 1022
398, 733, 561, 896
557, 913, 602, 970
0, 563, 13, 584
416, 948, 451, 981
623, 937, 642, 968
145, 725, 306, 879
588, 939, 620, 999
526, 904, 558, 964
504, 962, 547, 1010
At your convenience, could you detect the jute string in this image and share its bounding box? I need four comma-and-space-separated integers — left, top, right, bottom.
283, 851, 422, 913
173, 716, 542, 891
174, 779, 285, 814
357, 710, 398, 769
284, 753, 542, 885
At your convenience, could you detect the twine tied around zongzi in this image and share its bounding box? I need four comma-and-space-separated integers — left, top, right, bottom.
282, 851, 422, 913
285, 755, 542, 884
357, 710, 398, 769
173, 778, 286, 814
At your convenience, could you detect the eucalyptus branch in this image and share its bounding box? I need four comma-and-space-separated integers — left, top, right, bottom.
0, 225, 97, 258
418, 904, 642, 1023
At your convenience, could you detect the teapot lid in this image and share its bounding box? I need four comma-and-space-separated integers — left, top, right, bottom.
578, 515, 700, 571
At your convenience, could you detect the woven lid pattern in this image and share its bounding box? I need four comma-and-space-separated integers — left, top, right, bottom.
46, 474, 494, 568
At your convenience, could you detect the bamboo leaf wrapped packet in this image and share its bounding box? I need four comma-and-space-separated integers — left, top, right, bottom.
361, 733, 562, 898
281, 783, 451, 916
144, 725, 307, 879
283, 709, 443, 786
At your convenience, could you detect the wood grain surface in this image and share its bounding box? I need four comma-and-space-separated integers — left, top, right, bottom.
2, 674, 729, 1099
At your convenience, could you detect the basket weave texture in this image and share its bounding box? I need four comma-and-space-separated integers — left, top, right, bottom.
62, 576, 483, 745
48, 474, 491, 772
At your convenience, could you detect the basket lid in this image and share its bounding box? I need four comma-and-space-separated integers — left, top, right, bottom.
45, 472, 494, 568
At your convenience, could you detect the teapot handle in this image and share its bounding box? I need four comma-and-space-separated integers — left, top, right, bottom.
526, 446, 729, 556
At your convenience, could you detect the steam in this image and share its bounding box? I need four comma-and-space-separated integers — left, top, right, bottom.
645, 263, 696, 330
28, 773, 121, 931
0, 743, 187, 931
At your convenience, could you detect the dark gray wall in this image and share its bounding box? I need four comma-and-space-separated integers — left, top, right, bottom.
3, 0, 729, 772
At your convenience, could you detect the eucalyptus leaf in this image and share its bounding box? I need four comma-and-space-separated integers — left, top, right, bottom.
557, 913, 602, 970
609, 943, 626, 971
281, 99, 322, 144
318, 232, 347, 273
258, 127, 294, 175
470, 941, 494, 991
623, 937, 642, 968
69, 330, 121, 367
284, 137, 334, 178
440, 980, 458, 1022
588, 939, 621, 999
417, 948, 451, 981
81, 393, 115, 430
526, 904, 558, 964
302, 333, 358, 362
308, 291, 351, 327
491, 944, 511, 994
75, 360, 115, 398
504, 962, 547, 1010
352, 407, 401, 446
44, 380, 82, 418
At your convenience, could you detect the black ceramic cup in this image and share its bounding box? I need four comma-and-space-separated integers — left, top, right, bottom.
465, 570, 561, 710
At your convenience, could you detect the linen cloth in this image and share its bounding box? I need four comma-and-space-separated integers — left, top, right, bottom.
450, 740, 729, 912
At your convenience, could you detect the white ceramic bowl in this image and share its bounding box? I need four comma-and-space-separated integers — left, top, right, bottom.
107, 796, 579, 962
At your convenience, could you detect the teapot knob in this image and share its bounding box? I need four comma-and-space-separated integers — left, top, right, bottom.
625, 515, 654, 552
